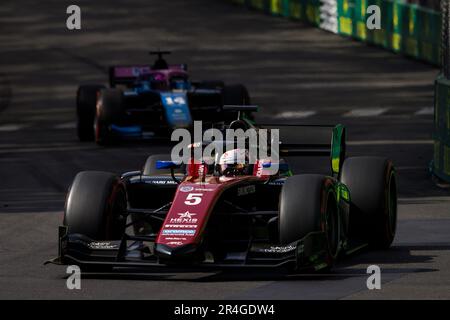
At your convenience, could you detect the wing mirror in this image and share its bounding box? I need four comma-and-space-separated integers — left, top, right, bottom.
155, 161, 182, 184
155, 160, 182, 170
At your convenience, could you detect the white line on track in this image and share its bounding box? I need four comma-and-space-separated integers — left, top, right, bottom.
344, 108, 389, 117
396, 166, 428, 171
274, 111, 317, 119
0, 142, 98, 154
54, 121, 76, 129
0, 199, 63, 204
399, 197, 450, 203
415, 107, 434, 116
347, 140, 433, 146
0, 124, 27, 132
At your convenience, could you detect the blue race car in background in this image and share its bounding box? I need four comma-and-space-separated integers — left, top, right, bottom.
76, 51, 251, 144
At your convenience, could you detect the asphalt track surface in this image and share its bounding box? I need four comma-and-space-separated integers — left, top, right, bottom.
0, 0, 449, 299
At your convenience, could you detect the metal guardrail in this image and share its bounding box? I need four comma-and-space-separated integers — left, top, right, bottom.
433, 75, 450, 183
443, 0, 450, 77
407, 0, 440, 11
432, 0, 450, 184
230, 0, 441, 65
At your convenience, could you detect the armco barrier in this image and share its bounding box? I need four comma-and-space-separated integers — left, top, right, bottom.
229, 0, 441, 66
259, 0, 322, 25
433, 75, 450, 183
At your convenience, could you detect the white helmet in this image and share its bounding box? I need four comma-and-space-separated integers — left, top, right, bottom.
218, 149, 251, 177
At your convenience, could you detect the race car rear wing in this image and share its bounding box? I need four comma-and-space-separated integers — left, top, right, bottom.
108, 64, 187, 87
109, 65, 151, 87
222, 104, 258, 120
260, 124, 346, 177
222, 105, 258, 112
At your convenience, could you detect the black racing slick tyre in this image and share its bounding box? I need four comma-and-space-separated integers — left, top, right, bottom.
279, 174, 340, 266
64, 171, 127, 240
95, 88, 123, 145
142, 154, 185, 176
76, 85, 105, 141
340, 157, 397, 249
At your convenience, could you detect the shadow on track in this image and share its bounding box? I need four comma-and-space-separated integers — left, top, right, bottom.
73, 245, 442, 282
0, 74, 12, 113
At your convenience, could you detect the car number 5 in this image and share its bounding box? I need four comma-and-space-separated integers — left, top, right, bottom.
184, 193, 203, 205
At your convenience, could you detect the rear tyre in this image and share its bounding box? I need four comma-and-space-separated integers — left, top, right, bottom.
76, 85, 105, 141
279, 174, 340, 269
340, 157, 397, 249
95, 89, 123, 145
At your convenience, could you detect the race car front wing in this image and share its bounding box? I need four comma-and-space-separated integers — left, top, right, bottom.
46, 225, 332, 272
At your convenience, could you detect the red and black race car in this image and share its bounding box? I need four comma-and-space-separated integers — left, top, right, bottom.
48, 116, 397, 272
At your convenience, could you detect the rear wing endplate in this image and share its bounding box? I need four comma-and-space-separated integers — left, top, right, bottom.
260, 123, 346, 177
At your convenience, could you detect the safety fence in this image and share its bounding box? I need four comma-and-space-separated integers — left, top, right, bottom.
229, 0, 441, 66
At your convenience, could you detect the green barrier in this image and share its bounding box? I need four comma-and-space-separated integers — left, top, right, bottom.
286, 0, 306, 21
417, 8, 440, 65
391, 0, 404, 52
228, 0, 441, 66
269, 0, 283, 15
247, 0, 320, 24
248, 0, 266, 11
353, 0, 368, 40
379, 0, 391, 48
338, 0, 354, 36
266, 0, 321, 22
433, 75, 450, 183
307, 0, 321, 26
365, 0, 384, 47
353, 0, 440, 65
402, 4, 419, 58
268, 0, 291, 17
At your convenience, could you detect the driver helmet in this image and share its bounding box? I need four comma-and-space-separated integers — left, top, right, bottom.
152, 57, 168, 70
218, 149, 251, 177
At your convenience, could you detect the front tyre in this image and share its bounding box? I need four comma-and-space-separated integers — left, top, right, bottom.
64, 171, 127, 240
279, 174, 340, 269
